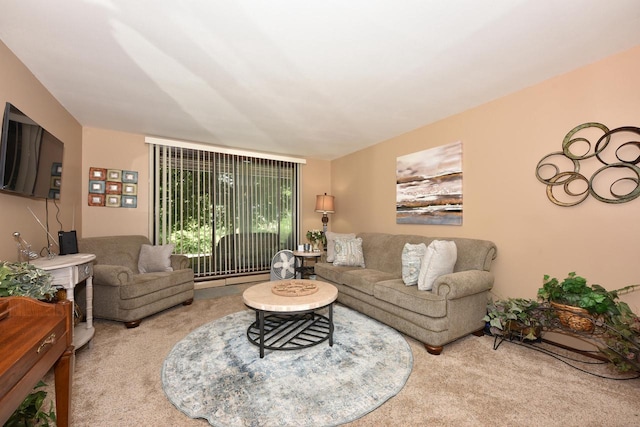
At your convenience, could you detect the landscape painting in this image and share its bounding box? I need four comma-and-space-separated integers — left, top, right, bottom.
396, 141, 462, 225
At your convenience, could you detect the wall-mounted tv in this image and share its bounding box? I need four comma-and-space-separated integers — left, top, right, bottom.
0, 102, 64, 199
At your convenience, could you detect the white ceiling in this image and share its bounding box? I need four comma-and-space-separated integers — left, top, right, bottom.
1, 1, 639, 160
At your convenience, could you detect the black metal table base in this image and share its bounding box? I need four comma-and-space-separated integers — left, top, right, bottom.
247, 304, 334, 358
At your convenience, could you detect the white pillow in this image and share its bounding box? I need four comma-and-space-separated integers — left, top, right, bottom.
325, 231, 356, 263
333, 237, 365, 267
401, 243, 427, 286
138, 244, 175, 273
418, 240, 457, 291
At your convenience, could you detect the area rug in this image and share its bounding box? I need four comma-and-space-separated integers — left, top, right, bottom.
161, 305, 413, 427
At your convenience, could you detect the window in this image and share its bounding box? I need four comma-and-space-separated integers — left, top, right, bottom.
150, 142, 301, 279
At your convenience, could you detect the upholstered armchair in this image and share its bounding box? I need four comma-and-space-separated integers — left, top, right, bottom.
77, 235, 194, 328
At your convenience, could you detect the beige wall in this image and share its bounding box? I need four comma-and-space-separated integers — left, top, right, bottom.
301, 158, 332, 244
331, 45, 640, 312
0, 41, 82, 261
81, 128, 150, 237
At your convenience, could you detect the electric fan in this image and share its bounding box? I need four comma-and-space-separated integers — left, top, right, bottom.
270, 250, 296, 281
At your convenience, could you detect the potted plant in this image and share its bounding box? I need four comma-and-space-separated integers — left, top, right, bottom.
537, 272, 639, 332
305, 229, 325, 251
484, 298, 546, 341
0, 261, 57, 300
1, 261, 58, 426
537, 272, 640, 372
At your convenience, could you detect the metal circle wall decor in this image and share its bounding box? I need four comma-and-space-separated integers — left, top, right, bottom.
536, 123, 640, 206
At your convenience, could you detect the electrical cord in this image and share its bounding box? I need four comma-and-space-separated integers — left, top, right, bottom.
52, 197, 63, 230
500, 336, 640, 380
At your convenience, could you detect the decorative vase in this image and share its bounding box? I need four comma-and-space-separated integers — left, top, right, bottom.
312, 242, 319, 252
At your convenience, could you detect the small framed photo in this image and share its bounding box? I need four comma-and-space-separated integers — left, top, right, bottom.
122, 183, 137, 195
106, 195, 121, 207
107, 169, 122, 182
89, 180, 106, 194
105, 182, 122, 194
88, 194, 105, 206
50, 177, 61, 189
122, 170, 138, 184
121, 195, 137, 208
89, 167, 107, 180
51, 162, 62, 176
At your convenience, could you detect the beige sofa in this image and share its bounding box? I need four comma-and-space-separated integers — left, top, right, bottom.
77, 235, 195, 328
314, 232, 497, 354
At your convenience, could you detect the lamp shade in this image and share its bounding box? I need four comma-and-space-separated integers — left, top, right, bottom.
315, 194, 335, 213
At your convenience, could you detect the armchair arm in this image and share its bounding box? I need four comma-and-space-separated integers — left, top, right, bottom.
93, 265, 134, 286
170, 254, 190, 270
432, 270, 494, 299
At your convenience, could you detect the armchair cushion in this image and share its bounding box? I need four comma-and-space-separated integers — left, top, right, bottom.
138, 244, 174, 273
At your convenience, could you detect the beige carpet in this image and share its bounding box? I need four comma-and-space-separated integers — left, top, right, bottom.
44, 293, 640, 427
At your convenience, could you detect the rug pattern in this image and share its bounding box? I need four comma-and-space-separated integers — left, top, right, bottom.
162, 305, 413, 427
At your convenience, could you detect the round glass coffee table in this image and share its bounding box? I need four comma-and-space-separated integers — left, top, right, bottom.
242, 279, 338, 358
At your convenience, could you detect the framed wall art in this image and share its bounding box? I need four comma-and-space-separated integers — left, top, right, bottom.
396, 141, 463, 225
88, 167, 138, 208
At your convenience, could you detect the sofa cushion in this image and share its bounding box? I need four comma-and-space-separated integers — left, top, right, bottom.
374, 279, 447, 318
333, 237, 365, 267
313, 262, 360, 283
340, 269, 397, 296
325, 231, 356, 263
401, 243, 427, 286
418, 240, 457, 291
138, 244, 175, 273
119, 269, 194, 300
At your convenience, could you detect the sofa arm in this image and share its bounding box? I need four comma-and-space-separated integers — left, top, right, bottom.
432, 270, 494, 299
170, 254, 190, 270
93, 265, 134, 286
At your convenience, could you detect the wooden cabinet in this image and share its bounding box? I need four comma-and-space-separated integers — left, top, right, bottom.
0, 296, 74, 427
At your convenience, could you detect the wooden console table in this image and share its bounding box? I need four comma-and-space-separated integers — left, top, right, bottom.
0, 296, 74, 427
32, 253, 96, 349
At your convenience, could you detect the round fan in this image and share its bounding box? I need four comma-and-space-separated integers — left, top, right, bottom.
270, 250, 296, 281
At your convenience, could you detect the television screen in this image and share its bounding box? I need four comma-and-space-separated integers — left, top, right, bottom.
0, 102, 64, 199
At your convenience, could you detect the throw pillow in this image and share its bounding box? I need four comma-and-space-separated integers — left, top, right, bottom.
417, 240, 457, 291
333, 237, 366, 268
325, 231, 356, 263
138, 244, 175, 273
401, 243, 427, 286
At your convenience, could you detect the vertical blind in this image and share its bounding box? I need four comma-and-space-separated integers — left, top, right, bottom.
151, 144, 300, 279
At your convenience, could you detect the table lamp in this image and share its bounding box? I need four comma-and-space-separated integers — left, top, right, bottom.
315, 193, 335, 232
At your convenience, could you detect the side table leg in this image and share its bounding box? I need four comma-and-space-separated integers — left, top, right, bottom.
259, 310, 265, 358
329, 303, 334, 346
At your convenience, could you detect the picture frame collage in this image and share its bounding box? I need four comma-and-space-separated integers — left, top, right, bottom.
49, 162, 62, 200
88, 167, 138, 208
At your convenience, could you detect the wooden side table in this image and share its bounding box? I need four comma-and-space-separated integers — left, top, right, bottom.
31, 253, 96, 349
292, 251, 322, 279
0, 297, 74, 427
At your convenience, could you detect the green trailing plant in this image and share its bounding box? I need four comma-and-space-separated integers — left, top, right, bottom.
3, 380, 56, 427
537, 272, 639, 317
0, 261, 56, 300
484, 298, 546, 341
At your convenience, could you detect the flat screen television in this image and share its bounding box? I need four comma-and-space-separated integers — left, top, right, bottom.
0, 102, 64, 199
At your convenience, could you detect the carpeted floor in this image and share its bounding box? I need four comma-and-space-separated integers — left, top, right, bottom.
45, 292, 640, 426
162, 306, 412, 426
